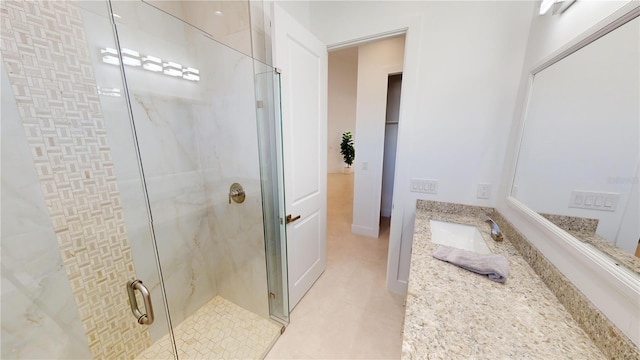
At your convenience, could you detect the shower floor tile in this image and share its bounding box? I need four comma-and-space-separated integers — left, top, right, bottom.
136, 296, 281, 359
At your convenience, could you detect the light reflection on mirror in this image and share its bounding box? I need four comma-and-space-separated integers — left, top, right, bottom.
512, 17, 639, 260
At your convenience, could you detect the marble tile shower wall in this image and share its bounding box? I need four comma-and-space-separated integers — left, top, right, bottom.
198, 56, 271, 319
0, 1, 150, 358
2, 1, 272, 359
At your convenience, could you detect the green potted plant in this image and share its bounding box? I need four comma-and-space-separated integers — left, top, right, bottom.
340, 131, 355, 174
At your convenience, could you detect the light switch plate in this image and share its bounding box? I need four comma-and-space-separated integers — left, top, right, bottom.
569, 190, 619, 212
410, 178, 438, 194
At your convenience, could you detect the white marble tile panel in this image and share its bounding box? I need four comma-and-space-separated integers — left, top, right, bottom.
205, 177, 270, 319
1, 270, 91, 359
152, 208, 218, 327
145, 170, 208, 221
130, 93, 201, 177
1, 61, 91, 359
190, 30, 270, 320
196, 53, 261, 181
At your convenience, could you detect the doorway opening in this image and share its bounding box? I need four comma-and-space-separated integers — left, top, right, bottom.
301, 34, 407, 357
325, 35, 406, 302
327, 35, 405, 240
381, 73, 402, 228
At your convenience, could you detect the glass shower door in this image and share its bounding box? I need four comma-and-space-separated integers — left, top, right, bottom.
108, 1, 284, 358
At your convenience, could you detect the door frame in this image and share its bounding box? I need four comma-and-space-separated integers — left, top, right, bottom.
272, 7, 422, 295
326, 22, 418, 294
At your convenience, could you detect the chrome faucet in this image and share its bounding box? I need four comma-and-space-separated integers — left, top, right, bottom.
481, 215, 503, 242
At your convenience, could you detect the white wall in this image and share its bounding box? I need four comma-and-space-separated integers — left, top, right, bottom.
327, 47, 358, 173
287, 1, 533, 291
497, 0, 640, 347
275, 0, 311, 30
351, 36, 404, 238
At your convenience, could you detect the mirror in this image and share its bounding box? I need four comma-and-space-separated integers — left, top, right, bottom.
512, 16, 639, 272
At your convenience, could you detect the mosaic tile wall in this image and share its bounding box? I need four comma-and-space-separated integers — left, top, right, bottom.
0, 0, 151, 358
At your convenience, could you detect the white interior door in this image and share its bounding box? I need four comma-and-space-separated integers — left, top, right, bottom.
273, 5, 327, 309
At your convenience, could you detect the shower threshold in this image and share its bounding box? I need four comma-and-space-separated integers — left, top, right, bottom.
136, 296, 281, 359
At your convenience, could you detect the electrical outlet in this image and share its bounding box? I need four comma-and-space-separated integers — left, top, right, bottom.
410, 179, 438, 194
477, 183, 491, 199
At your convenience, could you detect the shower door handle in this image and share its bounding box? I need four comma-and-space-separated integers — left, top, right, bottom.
127, 279, 154, 325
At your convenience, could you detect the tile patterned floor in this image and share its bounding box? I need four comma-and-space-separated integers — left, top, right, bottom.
266, 173, 405, 359
136, 296, 281, 359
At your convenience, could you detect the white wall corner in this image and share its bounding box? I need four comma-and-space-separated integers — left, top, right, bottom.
351, 224, 380, 238
386, 17, 423, 295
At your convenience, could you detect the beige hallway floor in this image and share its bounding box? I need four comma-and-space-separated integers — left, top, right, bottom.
266, 173, 405, 359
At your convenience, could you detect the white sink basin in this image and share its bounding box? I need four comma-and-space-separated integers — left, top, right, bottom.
429, 220, 492, 254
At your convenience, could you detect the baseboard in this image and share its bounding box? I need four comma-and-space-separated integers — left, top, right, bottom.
386, 278, 407, 294
351, 224, 379, 238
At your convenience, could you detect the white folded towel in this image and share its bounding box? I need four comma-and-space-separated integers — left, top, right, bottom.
432, 245, 509, 283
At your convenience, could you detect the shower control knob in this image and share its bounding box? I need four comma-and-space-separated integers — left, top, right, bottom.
229, 183, 245, 204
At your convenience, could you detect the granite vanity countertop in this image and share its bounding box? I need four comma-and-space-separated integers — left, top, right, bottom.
401, 204, 605, 359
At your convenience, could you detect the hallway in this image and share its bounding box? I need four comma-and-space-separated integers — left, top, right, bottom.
267, 173, 405, 359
